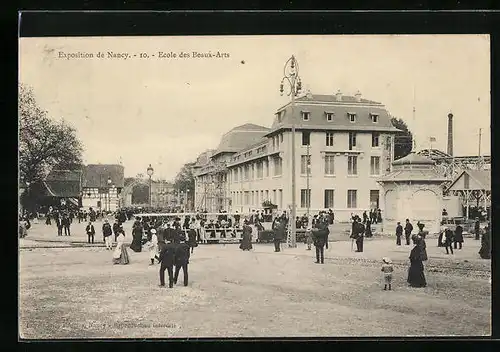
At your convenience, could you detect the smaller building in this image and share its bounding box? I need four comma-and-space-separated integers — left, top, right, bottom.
41, 169, 83, 208
377, 153, 450, 234
81, 164, 125, 211
446, 169, 491, 220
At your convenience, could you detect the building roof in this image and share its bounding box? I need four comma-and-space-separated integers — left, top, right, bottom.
193, 150, 215, 168
447, 169, 491, 191
377, 169, 450, 183
417, 149, 451, 159
295, 93, 381, 105
392, 153, 436, 166
82, 164, 125, 188
42, 170, 82, 198
268, 96, 399, 136
212, 123, 270, 156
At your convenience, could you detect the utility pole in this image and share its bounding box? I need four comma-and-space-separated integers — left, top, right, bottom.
478, 128, 482, 157
412, 85, 416, 151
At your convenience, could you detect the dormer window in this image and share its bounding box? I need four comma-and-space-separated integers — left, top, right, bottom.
371, 113, 379, 123
325, 112, 334, 121
348, 113, 356, 123
302, 111, 310, 121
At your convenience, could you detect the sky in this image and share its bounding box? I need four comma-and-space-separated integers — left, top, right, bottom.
19, 35, 490, 180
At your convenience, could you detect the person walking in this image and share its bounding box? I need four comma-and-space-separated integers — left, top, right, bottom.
381, 257, 394, 291
404, 219, 413, 245
273, 218, 285, 252
454, 223, 464, 250
479, 223, 491, 259
55, 213, 63, 236
474, 217, 481, 241
149, 229, 159, 265
102, 219, 113, 250
158, 234, 176, 288
62, 213, 71, 236
444, 227, 454, 255
112, 227, 130, 265
407, 235, 427, 288
239, 219, 253, 251
312, 222, 327, 264
174, 234, 190, 286
395, 222, 403, 245
112, 218, 120, 242
86, 221, 95, 244
187, 226, 198, 254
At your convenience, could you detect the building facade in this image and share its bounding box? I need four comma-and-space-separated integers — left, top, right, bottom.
81, 164, 125, 211
194, 91, 401, 221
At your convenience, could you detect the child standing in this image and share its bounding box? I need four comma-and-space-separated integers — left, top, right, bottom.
381, 257, 394, 291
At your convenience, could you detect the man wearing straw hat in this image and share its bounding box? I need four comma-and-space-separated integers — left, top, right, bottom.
381, 257, 394, 291
102, 219, 113, 250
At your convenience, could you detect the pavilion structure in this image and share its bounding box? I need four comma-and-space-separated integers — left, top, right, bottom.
445, 170, 491, 220
377, 152, 450, 234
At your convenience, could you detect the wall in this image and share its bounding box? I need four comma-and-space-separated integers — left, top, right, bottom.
382, 183, 443, 234
82, 187, 120, 211
226, 130, 394, 221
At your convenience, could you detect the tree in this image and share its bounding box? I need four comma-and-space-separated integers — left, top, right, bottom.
173, 162, 195, 193
19, 84, 84, 185
391, 116, 413, 160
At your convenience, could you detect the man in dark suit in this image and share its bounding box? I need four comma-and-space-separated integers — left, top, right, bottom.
395, 222, 403, 245
62, 213, 71, 236
55, 212, 63, 236
313, 220, 328, 264
404, 219, 413, 245
158, 235, 177, 288
112, 219, 120, 242
174, 234, 191, 286
273, 218, 285, 252
86, 221, 95, 244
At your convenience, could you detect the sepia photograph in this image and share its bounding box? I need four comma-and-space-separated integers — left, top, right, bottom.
18, 34, 491, 338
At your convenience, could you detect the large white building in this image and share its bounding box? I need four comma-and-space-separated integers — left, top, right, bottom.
194, 91, 401, 222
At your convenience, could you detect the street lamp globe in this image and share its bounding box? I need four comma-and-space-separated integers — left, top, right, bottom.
147, 164, 154, 177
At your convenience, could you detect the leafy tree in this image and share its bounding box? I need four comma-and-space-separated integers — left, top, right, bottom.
391, 116, 413, 160
173, 162, 196, 193
19, 84, 84, 185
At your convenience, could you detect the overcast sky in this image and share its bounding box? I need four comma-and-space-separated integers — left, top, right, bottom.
19, 35, 490, 180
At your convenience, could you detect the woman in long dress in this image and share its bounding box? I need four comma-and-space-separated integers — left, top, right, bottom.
407, 235, 426, 287
113, 229, 130, 265
130, 219, 143, 253
239, 220, 253, 251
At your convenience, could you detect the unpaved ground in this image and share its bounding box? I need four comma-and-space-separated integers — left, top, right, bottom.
19, 238, 491, 339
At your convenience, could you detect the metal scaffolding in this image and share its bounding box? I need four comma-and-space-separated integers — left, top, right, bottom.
417, 149, 490, 181
195, 161, 229, 213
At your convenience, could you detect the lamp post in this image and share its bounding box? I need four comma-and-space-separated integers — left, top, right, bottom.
147, 164, 154, 207
280, 55, 302, 248
186, 188, 190, 212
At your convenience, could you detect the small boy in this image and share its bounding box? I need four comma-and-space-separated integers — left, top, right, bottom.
381, 257, 394, 291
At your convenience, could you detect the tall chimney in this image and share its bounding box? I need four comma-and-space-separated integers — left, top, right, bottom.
447, 112, 453, 156
335, 89, 342, 101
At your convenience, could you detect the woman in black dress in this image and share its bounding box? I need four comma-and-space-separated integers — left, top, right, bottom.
239, 220, 253, 251
407, 235, 427, 288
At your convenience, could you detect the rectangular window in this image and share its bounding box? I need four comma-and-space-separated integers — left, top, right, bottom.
348, 155, 358, 175
326, 132, 334, 146
324, 189, 334, 208
244, 191, 250, 205
302, 112, 310, 121
273, 157, 282, 176
244, 165, 249, 180
324, 154, 335, 175
300, 189, 311, 208
347, 190, 357, 208
464, 173, 470, 189
371, 114, 379, 123
273, 190, 277, 204
372, 132, 380, 147
257, 161, 263, 179
370, 190, 380, 209
326, 113, 334, 121
279, 189, 283, 208
349, 132, 357, 150
370, 156, 380, 175
301, 155, 311, 175
265, 160, 269, 177
302, 131, 311, 146
280, 133, 283, 143
234, 169, 239, 182
265, 190, 269, 201
348, 113, 356, 123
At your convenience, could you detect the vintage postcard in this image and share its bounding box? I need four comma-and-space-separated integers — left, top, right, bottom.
18, 34, 491, 338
